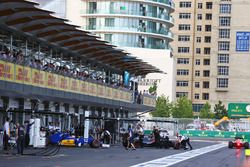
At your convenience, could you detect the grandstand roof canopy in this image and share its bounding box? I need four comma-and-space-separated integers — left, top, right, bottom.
0, 0, 163, 75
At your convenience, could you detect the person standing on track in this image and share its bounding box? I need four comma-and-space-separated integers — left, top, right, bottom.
3, 117, 10, 151
16, 123, 25, 155
127, 125, 136, 150
24, 120, 34, 147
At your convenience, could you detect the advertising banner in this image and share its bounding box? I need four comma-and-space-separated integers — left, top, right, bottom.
80, 81, 88, 95
97, 85, 105, 97
4, 62, 14, 81
23, 66, 31, 84
228, 103, 250, 118
70, 78, 79, 92
180, 130, 250, 142
106, 87, 112, 99
15, 65, 24, 83
236, 32, 250, 52
58, 75, 68, 90
47, 72, 57, 89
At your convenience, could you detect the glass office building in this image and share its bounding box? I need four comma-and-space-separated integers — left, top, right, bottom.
81, 0, 174, 49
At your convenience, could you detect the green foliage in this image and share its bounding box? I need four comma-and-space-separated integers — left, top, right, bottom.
199, 102, 214, 118
214, 100, 227, 119
151, 95, 172, 117
149, 82, 157, 95
172, 96, 193, 118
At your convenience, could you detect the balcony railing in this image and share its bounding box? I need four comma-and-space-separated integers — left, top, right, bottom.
86, 25, 173, 39
147, 0, 175, 8
81, 9, 174, 24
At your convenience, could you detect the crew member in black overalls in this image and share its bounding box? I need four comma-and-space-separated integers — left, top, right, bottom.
16, 123, 25, 155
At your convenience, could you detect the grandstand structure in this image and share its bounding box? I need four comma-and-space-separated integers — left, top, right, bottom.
0, 0, 160, 131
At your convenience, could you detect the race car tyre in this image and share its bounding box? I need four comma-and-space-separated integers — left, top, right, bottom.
90, 139, 100, 148
244, 142, 249, 149
228, 141, 233, 149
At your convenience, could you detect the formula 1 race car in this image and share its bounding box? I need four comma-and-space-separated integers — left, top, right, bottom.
49, 132, 99, 148
228, 137, 249, 149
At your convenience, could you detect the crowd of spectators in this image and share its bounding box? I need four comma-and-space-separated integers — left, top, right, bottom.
0, 46, 130, 91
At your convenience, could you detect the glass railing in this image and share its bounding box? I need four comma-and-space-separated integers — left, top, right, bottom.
107, 40, 171, 50
81, 9, 174, 23
86, 25, 173, 38
148, 0, 175, 8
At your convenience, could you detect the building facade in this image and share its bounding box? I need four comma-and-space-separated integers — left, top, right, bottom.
173, 0, 250, 111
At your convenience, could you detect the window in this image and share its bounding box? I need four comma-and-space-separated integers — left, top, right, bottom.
219, 17, 231, 26
195, 70, 200, 76
220, 4, 231, 14
204, 48, 211, 54
179, 24, 191, 30
206, 14, 212, 20
104, 34, 112, 42
203, 70, 210, 77
197, 25, 202, 31
193, 104, 204, 112
218, 66, 229, 75
203, 59, 210, 65
195, 59, 200, 65
218, 41, 230, 51
178, 47, 190, 53
89, 2, 97, 13
219, 29, 230, 38
179, 13, 191, 19
206, 2, 213, 9
105, 18, 115, 27
177, 69, 189, 75
198, 3, 202, 9
196, 37, 201, 43
176, 92, 188, 98
195, 82, 200, 88
205, 25, 211, 32
177, 58, 189, 64
180, 2, 192, 8
204, 36, 211, 43
178, 35, 190, 41
194, 94, 199, 99
202, 93, 209, 100
196, 48, 201, 54
88, 18, 96, 30
217, 78, 228, 88
176, 81, 189, 87
203, 81, 210, 88
197, 14, 202, 20
218, 54, 229, 63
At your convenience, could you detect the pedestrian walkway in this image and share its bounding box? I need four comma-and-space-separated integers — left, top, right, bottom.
130, 143, 226, 167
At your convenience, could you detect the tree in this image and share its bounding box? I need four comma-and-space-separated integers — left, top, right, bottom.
214, 100, 227, 119
151, 95, 172, 117
172, 96, 193, 118
149, 81, 157, 95
199, 102, 214, 118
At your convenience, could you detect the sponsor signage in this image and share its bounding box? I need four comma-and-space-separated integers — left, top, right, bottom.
180, 130, 250, 142
228, 103, 250, 118
236, 32, 250, 52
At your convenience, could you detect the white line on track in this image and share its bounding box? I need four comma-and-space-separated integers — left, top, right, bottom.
130, 143, 226, 167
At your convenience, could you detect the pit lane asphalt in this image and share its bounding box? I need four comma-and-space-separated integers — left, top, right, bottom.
174, 146, 247, 167
0, 141, 228, 167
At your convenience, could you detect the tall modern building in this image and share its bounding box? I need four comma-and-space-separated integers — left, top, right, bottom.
32, 0, 175, 98
77, 0, 175, 98
173, 0, 250, 111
